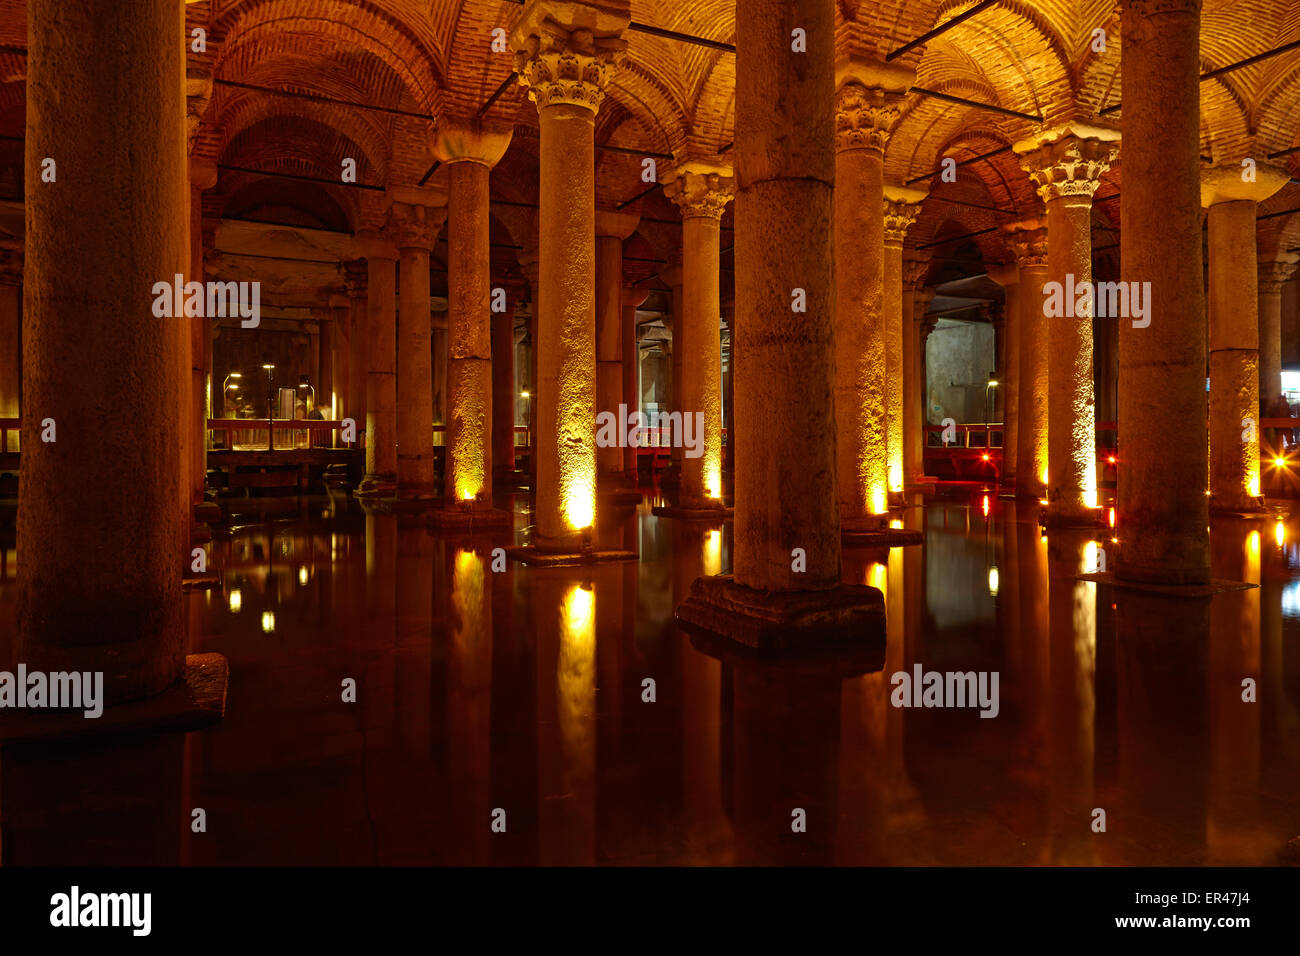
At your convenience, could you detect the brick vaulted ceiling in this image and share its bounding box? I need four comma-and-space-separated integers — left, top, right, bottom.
1, 0, 1300, 269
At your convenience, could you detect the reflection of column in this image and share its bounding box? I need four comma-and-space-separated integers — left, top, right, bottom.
343, 260, 367, 427
391, 201, 441, 497
449, 547, 493, 863
883, 185, 925, 498
356, 232, 399, 494
663, 163, 733, 508
1017, 128, 1118, 522
662, 261, 685, 475
510, 0, 629, 550
621, 285, 649, 478
1003, 221, 1049, 499
0, 243, 21, 451
1202, 164, 1290, 511
902, 255, 930, 487
594, 209, 639, 484
833, 70, 903, 526
492, 279, 523, 481
436, 118, 512, 503
1116, 0, 1208, 584
988, 263, 1020, 492
1258, 257, 1298, 409
19, 0, 188, 703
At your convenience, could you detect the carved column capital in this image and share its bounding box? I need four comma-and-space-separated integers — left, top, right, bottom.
1002, 219, 1049, 270
882, 184, 927, 247
834, 82, 903, 154
343, 259, 368, 299
903, 252, 932, 291
510, 1, 630, 114
1259, 255, 1299, 294
1016, 127, 1119, 203
389, 202, 442, 251
662, 161, 734, 220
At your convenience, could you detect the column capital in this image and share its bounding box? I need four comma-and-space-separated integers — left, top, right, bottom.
510, 0, 630, 114
1200, 161, 1292, 207
1014, 123, 1119, 202
186, 69, 213, 157
903, 251, 932, 290
596, 207, 640, 239
189, 157, 218, 191
432, 115, 513, 167
388, 202, 444, 251
882, 183, 926, 246
833, 83, 904, 154
1259, 254, 1299, 293
662, 161, 734, 220
986, 261, 1019, 288
1002, 218, 1049, 269
622, 283, 650, 311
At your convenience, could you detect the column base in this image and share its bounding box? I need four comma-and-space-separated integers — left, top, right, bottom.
1209, 498, 1270, 518
354, 473, 397, 497
1040, 506, 1108, 529
503, 544, 638, 567
1078, 571, 1255, 597
674, 573, 885, 654
427, 503, 514, 531
651, 501, 733, 520
0, 652, 228, 747
181, 571, 221, 591
840, 514, 923, 546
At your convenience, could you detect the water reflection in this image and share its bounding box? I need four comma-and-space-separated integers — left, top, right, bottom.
2, 491, 1298, 865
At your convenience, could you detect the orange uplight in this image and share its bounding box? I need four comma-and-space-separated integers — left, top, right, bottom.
1108, 507, 1115, 528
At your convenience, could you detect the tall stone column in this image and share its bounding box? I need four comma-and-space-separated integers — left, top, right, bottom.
663, 162, 733, 509
492, 278, 525, 481
662, 260, 685, 475
390, 200, 441, 498
902, 254, 930, 487
19, 0, 188, 703
621, 284, 650, 478
833, 62, 908, 528
1003, 220, 1050, 499
322, 295, 345, 417
883, 185, 925, 499
511, 0, 629, 551
330, 285, 351, 421
187, 160, 217, 522
1259, 256, 1299, 409
1201, 163, 1290, 512
1116, 0, 1208, 584
1017, 126, 1118, 523
594, 209, 639, 486
435, 119, 512, 504
0, 243, 21, 451
911, 288, 937, 482
343, 259, 366, 427
356, 231, 399, 495
988, 262, 1021, 492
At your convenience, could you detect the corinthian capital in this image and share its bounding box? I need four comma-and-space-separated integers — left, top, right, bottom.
883, 184, 927, 245
1002, 219, 1049, 270
662, 161, 735, 220
1015, 123, 1119, 202
834, 83, 903, 154
388, 202, 443, 251
510, 1, 630, 113
1259, 255, 1299, 294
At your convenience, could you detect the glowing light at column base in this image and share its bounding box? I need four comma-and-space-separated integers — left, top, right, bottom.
870, 486, 888, 516
563, 472, 596, 531
1247, 474, 1260, 498
888, 462, 903, 494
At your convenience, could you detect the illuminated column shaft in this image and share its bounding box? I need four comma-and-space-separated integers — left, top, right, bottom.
1201, 165, 1288, 511
1004, 221, 1050, 498
331, 290, 352, 421
343, 260, 367, 426
491, 282, 521, 478
733, 0, 840, 588
594, 209, 639, 481
621, 285, 649, 476
359, 235, 398, 490
902, 255, 930, 486
988, 263, 1021, 490
512, 2, 628, 547
1117, 0, 1208, 584
883, 187, 924, 496
19, 0, 187, 703
437, 119, 511, 502
0, 244, 21, 446
663, 263, 684, 471
833, 78, 898, 526
1018, 129, 1117, 521
187, 161, 217, 516
392, 203, 439, 496
664, 164, 733, 508
1258, 258, 1297, 408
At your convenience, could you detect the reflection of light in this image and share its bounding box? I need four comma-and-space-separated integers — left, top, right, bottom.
298, 565, 308, 586
704, 529, 722, 575
988, 566, 999, 596
1276, 521, 1286, 547
981, 494, 990, 517
564, 583, 594, 636
520, 391, 530, 399
261, 610, 275, 633
228, 588, 242, 613
889, 519, 902, 529
1108, 507, 1116, 528
871, 486, 888, 516
1248, 530, 1260, 561
1282, 579, 1300, 618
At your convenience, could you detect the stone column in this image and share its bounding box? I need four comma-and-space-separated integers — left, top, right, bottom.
435, 119, 512, 504
1259, 256, 1298, 409
511, 0, 629, 550
322, 294, 346, 418
662, 260, 685, 474
988, 262, 1021, 492
912, 288, 937, 481
343, 260, 366, 427
19, 0, 188, 703
1017, 125, 1118, 523
0, 243, 21, 451
833, 62, 909, 528
1003, 220, 1050, 499
492, 278, 525, 481
883, 184, 925, 499
356, 231, 399, 495
594, 208, 640, 486
1201, 163, 1290, 512
663, 163, 733, 509
187, 159, 217, 522
1116, 0, 1208, 584
390, 201, 441, 498
621, 284, 650, 478
902, 254, 930, 487
331, 285, 351, 422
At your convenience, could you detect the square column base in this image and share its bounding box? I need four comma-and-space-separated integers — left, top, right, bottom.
354, 474, 397, 498
1040, 507, 1109, 530
427, 505, 514, 531
674, 574, 885, 654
